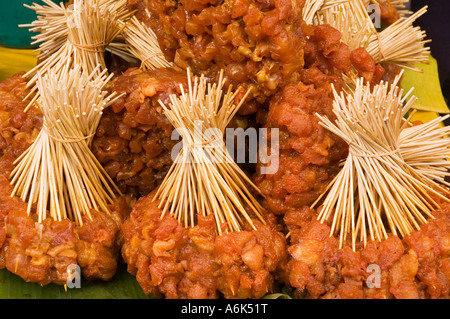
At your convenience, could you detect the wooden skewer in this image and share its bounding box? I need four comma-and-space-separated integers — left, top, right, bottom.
21, 0, 134, 109
302, 0, 349, 25
120, 11, 173, 70
304, 1, 430, 89
154, 69, 266, 235
9, 66, 122, 226
366, 6, 430, 70
314, 75, 450, 250
316, 0, 377, 50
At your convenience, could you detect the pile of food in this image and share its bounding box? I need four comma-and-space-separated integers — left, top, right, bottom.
0, 0, 449, 299
92, 67, 188, 196
0, 73, 129, 284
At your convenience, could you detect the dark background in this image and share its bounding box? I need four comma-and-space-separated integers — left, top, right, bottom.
412, 0, 450, 106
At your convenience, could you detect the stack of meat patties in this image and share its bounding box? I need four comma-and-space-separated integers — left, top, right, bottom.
0, 0, 448, 299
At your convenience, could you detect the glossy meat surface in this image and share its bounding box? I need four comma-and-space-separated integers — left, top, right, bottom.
121, 190, 287, 298
0, 74, 128, 285
92, 67, 188, 196
284, 197, 450, 299
254, 24, 390, 215
128, 0, 307, 114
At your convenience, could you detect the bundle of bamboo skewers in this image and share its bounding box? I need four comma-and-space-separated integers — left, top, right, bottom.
304, 0, 430, 75
21, 0, 171, 106
154, 70, 266, 234
120, 11, 174, 70
21, 0, 131, 106
10, 66, 122, 226
314, 75, 450, 250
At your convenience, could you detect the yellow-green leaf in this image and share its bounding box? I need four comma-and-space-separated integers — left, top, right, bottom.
402, 56, 449, 114
0, 46, 37, 81
410, 110, 442, 125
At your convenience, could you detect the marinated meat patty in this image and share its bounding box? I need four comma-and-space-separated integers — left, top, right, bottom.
121, 189, 288, 299
92, 67, 188, 197
0, 73, 129, 285
284, 195, 450, 299
254, 24, 390, 215
128, 0, 307, 114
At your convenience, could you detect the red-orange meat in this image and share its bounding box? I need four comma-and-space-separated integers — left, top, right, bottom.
0, 73, 129, 285
254, 24, 394, 215
284, 196, 450, 299
128, 0, 307, 114
92, 67, 188, 196
121, 189, 287, 299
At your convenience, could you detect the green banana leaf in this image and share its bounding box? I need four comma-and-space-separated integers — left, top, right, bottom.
0, 266, 154, 299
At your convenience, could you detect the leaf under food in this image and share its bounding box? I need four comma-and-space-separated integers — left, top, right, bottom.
402, 55, 449, 114
0, 266, 154, 299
